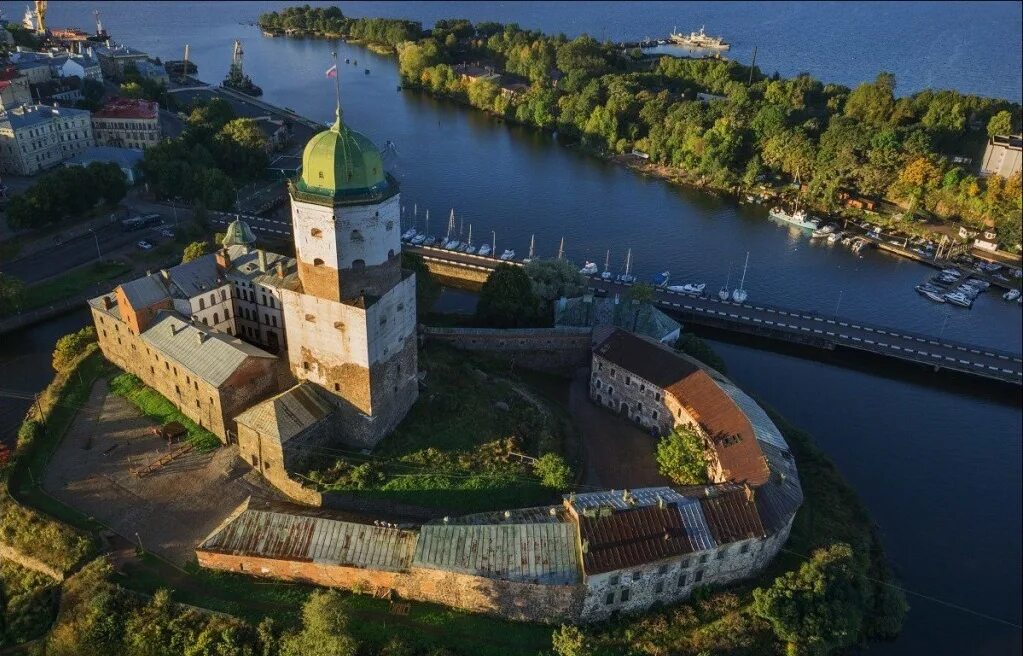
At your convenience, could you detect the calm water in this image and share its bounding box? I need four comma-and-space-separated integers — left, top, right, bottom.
4, 2, 1021, 653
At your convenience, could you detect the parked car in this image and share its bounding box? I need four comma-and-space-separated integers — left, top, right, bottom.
137, 240, 153, 250
160, 228, 174, 238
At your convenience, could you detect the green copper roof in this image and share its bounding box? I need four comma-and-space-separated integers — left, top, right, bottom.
222, 218, 257, 248
295, 109, 392, 203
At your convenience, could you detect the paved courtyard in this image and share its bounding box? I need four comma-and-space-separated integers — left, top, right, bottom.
569, 370, 672, 489
43, 379, 282, 565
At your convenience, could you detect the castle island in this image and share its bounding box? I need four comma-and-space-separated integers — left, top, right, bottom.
87, 96, 801, 624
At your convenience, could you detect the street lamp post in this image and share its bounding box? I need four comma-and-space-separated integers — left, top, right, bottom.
90, 229, 102, 260
834, 290, 843, 316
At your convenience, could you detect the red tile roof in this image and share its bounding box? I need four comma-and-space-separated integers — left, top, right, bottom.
577, 504, 698, 575
699, 487, 766, 544
93, 97, 158, 119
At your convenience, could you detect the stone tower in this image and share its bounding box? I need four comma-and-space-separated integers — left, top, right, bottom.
280, 107, 418, 447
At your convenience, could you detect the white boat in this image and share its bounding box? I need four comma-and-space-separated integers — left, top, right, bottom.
669, 283, 705, 294
811, 225, 835, 239
1003, 288, 1021, 301
769, 206, 819, 230
461, 224, 474, 253
668, 25, 730, 50
424, 236, 437, 246
500, 249, 516, 260
919, 289, 946, 303
411, 234, 426, 245
827, 231, 844, 244
601, 250, 612, 280
617, 248, 635, 284
522, 235, 535, 263
401, 228, 417, 241
732, 252, 749, 303
852, 240, 867, 254
478, 242, 492, 257
944, 292, 973, 308
719, 269, 731, 300
579, 261, 599, 276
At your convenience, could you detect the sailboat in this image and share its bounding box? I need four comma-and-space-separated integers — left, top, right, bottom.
601, 250, 612, 280
422, 210, 435, 245
732, 253, 750, 303
479, 230, 493, 257
617, 249, 635, 284
444, 209, 460, 250
718, 267, 731, 301
481, 231, 496, 258
521, 234, 535, 263
462, 224, 475, 253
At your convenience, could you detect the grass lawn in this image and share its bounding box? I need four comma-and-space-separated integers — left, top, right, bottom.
302, 345, 572, 513
108, 373, 220, 452
3, 260, 133, 317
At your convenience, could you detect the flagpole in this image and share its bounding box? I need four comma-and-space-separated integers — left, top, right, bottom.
331, 50, 341, 121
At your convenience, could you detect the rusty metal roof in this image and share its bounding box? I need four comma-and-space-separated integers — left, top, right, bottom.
577, 503, 701, 575
593, 328, 700, 388
234, 382, 335, 445
413, 520, 580, 585
566, 487, 689, 513
699, 487, 766, 545
198, 499, 417, 572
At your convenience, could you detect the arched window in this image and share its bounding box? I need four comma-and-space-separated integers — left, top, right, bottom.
198, 298, 205, 310
213, 312, 219, 324
387, 249, 395, 259
352, 259, 366, 270
311, 228, 322, 238
209, 293, 216, 306
350, 230, 364, 242
313, 258, 324, 267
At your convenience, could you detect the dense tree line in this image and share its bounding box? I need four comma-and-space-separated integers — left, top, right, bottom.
141, 98, 269, 210
5, 162, 127, 230
396, 21, 1022, 248
257, 5, 422, 46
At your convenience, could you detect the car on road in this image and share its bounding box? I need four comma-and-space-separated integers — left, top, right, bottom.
137, 240, 153, 250
160, 228, 175, 238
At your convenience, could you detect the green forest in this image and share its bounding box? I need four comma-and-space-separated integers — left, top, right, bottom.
387, 19, 1022, 249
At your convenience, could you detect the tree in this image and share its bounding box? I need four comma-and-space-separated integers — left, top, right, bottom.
987, 110, 1014, 138
52, 327, 97, 372
196, 168, 237, 210
524, 258, 586, 305
892, 156, 942, 212
626, 283, 654, 332
401, 252, 440, 313
656, 425, 708, 485
752, 543, 868, 656
676, 333, 727, 374
476, 264, 541, 327
215, 118, 270, 179
182, 240, 211, 263
843, 72, 896, 127
534, 453, 572, 489
279, 590, 358, 656
551, 625, 593, 656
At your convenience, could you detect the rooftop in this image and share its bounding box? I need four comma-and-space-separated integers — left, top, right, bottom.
199, 498, 418, 572
234, 382, 336, 446
0, 104, 91, 130
117, 273, 170, 308
66, 146, 144, 170
93, 97, 159, 120
577, 502, 702, 575
140, 312, 274, 388
555, 295, 681, 343
698, 487, 766, 544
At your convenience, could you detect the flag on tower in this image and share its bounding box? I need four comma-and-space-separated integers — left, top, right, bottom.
325, 64, 337, 78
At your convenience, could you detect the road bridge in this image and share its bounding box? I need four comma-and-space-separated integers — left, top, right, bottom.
208, 211, 1022, 386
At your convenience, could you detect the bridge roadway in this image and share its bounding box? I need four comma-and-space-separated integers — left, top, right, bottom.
207, 213, 1022, 385
403, 245, 1023, 386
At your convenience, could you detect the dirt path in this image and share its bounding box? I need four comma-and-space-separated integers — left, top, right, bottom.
568, 369, 672, 489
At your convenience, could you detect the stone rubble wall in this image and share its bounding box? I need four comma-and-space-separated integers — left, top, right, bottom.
422, 326, 593, 374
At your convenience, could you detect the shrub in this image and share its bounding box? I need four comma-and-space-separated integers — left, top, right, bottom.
534, 453, 573, 489
52, 326, 97, 372
676, 333, 728, 374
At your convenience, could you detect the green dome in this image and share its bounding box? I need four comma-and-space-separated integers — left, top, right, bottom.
222, 218, 256, 249
295, 110, 392, 203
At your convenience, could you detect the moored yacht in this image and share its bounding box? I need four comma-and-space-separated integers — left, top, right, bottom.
580, 261, 599, 276
652, 271, 670, 287
500, 249, 516, 260
811, 224, 835, 239
944, 291, 973, 308
1004, 288, 1021, 301
769, 206, 819, 230
669, 283, 705, 294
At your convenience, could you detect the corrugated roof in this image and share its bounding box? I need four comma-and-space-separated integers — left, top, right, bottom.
118, 274, 170, 309
164, 255, 223, 298
200, 500, 417, 572
675, 497, 716, 552
141, 312, 274, 387
428, 505, 570, 526
699, 487, 766, 545
567, 486, 689, 513
413, 521, 580, 585
225, 246, 296, 288
754, 475, 803, 534
235, 382, 335, 445
577, 503, 698, 575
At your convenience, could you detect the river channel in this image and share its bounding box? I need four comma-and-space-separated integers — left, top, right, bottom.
2, 2, 1020, 653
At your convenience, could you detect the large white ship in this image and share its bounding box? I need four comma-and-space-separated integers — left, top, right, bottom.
768, 206, 820, 230
669, 25, 730, 50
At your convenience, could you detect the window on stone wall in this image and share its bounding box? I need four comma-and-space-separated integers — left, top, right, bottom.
652, 410, 658, 420
305, 314, 316, 322
631, 571, 641, 581
194, 381, 198, 390
657, 564, 668, 575
388, 248, 395, 259
604, 592, 614, 605
313, 258, 324, 267
195, 400, 200, 408
175, 385, 180, 395
209, 293, 216, 306
716, 548, 725, 560
597, 361, 602, 370
699, 554, 709, 565
334, 383, 340, 392
397, 303, 404, 312
214, 313, 219, 324
694, 570, 704, 583
311, 228, 322, 238
678, 573, 688, 587
385, 221, 393, 230
609, 574, 620, 586
620, 588, 630, 603
655, 581, 664, 594
303, 361, 310, 371
740, 542, 750, 554
655, 392, 661, 401
352, 259, 365, 270
351, 229, 364, 242
639, 383, 645, 392
251, 455, 257, 467
199, 297, 205, 310
625, 376, 631, 386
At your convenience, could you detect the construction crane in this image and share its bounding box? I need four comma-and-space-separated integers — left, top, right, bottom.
93, 9, 105, 37
33, 0, 46, 34
231, 40, 244, 77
